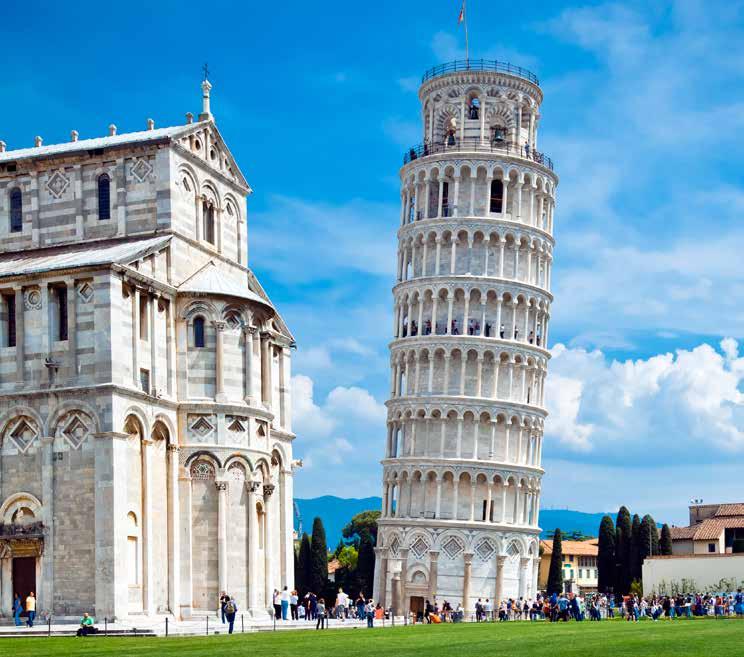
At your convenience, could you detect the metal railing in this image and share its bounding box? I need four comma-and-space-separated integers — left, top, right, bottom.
403, 138, 554, 171
422, 59, 539, 86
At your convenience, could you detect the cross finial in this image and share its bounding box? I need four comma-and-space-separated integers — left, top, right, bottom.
203, 62, 210, 81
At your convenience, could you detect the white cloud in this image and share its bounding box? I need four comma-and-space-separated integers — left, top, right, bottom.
545, 340, 744, 463
291, 375, 387, 495
250, 195, 397, 284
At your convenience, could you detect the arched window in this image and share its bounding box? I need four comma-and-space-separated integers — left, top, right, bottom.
490, 180, 504, 214
193, 316, 205, 348
9, 188, 22, 233
97, 174, 111, 220
203, 201, 215, 244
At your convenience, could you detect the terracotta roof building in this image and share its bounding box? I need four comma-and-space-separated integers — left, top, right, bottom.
668, 502, 744, 555
538, 539, 598, 594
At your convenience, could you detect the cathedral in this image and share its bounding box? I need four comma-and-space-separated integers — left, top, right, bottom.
0, 81, 296, 620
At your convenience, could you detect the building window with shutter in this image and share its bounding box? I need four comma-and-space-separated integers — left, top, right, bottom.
9, 188, 22, 233
193, 316, 205, 348
98, 174, 111, 220
56, 286, 68, 341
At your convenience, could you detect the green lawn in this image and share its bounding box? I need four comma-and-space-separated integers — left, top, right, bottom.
4, 618, 742, 657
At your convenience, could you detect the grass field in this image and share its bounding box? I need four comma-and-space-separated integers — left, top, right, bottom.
3, 618, 742, 657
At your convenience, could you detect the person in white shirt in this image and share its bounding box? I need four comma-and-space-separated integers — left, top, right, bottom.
335, 588, 349, 620
281, 586, 290, 620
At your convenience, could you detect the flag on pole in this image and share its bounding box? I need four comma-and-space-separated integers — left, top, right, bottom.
458, 0, 465, 24
458, 0, 469, 61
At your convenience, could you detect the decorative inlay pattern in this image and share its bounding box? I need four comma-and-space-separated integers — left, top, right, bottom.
131, 158, 153, 183
7, 418, 39, 453
77, 282, 94, 304
60, 413, 92, 449
442, 535, 464, 560
475, 538, 496, 561
410, 536, 430, 559
190, 460, 215, 480
24, 287, 41, 311
189, 415, 215, 438
46, 169, 70, 198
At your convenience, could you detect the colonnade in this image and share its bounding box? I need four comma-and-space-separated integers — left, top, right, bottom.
394, 291, 549, 351
385, 413, 543, 466
396, 231, 552, 289
400, 170, 555, 233
381, 469, 541, 528
390, 348, 547, 406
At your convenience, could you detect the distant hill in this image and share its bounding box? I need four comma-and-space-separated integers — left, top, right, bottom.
295, 496, 611, 546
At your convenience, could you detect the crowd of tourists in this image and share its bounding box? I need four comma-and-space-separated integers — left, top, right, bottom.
419, 589, 744, 623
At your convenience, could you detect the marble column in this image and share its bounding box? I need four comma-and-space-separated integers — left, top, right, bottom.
216, 481, 229, 603
167, 445, 181, 617
244, 327, 255, 403
518, 557, 530, 599
374, 547, 388, 607
40, 436, 55, 614
178, 470, 194, 619
263, 485, 275, 607
142, 438, 154, 615
399, 547, 409, 613
247, 481, 260, 615
462, 552, 474, 616
66, 280, 77, 380
214, 320, 227, 402
391, 572, 402, 616
428, 550, 439, 603
495, 555, 507, 604
14, 286, 24, 383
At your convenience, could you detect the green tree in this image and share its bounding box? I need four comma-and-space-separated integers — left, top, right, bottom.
660, 524, 673, 556
597, 515, 616, 593
309, 517, 329, 595
297, 532, 312, 595
547, 528, 564, 595
631, 514, 642, 582
357, 532, 376, 597
638, 514, 658, 579
615, 506, 632, 595
342, 510, 381, 547
337, 545, 358, 570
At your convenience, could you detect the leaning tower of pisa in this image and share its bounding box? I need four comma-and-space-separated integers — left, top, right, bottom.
373, 60, 557, 616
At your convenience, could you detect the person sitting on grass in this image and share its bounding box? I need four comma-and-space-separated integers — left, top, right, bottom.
76, 612, 97, 637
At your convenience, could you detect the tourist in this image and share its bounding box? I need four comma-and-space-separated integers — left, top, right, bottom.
316, 598, 327, 629
76, 612, 96, 637
307, 591, 318, 620
366, 598, 375, 627
225, 595, 238, 634
290, 589, 299, 620
500, 324, 505, 338
25, 591, 36, 627
335, 587, 349, 620
219, 591, 230, 624
356, 593, 366, 620
281, 586, 290, 620
736, 589, 744, 616
272, 589, 281, 620
12, 593, 22, 626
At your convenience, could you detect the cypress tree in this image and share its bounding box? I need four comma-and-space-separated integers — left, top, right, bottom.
597, 515, 616, 593
648, 516, 660, 556
638, 515, 655, 577
297, 532, 312, 595
309, 517, 329, 595
357, 533, 376, 597
615, 506, 632, 595
631, 514, 642, 582
660, 524, 673, 556
547, 528, 564, 595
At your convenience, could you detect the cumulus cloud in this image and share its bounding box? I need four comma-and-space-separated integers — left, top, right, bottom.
291, 375, 387, 495
545, 340, 744, 463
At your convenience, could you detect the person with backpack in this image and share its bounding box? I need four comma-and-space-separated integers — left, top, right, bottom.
219, 591, 230, 624
316, 598, 327, 629
224, 595, 238, 634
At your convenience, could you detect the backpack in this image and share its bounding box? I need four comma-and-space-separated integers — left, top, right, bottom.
225, 601, 236, 614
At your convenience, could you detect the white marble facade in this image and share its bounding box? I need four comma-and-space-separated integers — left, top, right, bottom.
0, 81, 296, 620
374, 62, 558, 614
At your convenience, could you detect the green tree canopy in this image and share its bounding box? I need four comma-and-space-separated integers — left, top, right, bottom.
547, 528, 564, 596
631, 514, 642, 582
297, 532, 312, 595
337, 545, 358, 570
309, 517, 329, 594
597, 515, 616, 593
615, 506, 632, 595
342, 510, 381, 547
660, 524, 673, 556
357, 532, 376, 597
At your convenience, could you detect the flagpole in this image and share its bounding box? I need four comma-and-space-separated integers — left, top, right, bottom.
464, 0, 469, 62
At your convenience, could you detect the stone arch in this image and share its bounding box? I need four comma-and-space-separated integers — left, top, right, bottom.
181, 299, 218, 322
122, 407, 149, 439
0, 410, 42, 454
0, 492, 43, 524
184, 450, 223, 470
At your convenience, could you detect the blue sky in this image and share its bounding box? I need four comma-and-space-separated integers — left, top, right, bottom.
3, 0, 744, 525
